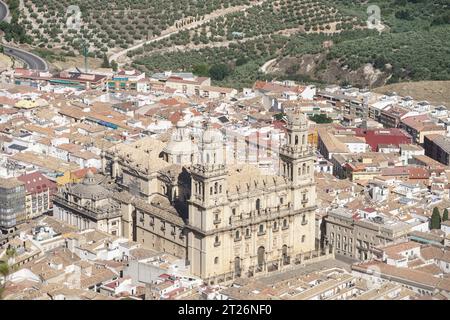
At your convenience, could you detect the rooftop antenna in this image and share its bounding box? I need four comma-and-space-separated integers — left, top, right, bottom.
77, 35, 89, 74
82, 41, 89, 73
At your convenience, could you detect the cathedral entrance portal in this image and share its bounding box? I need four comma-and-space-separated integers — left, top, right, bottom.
257, 246, 265, 271
234, 257, 241, 277
282, 244, 289, 265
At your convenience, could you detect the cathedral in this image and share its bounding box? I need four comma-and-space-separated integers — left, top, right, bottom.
53, 111, 317, 283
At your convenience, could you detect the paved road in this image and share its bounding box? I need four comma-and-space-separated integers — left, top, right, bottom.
0, 0, 48, 71
3, 45, 48, 70
0, 0, 9, 22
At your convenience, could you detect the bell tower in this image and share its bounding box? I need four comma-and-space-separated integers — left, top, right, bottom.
279, 110, 316, 210
187, 123, 229, 278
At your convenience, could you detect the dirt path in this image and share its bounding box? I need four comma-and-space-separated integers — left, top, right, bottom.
259, 58, 277, 74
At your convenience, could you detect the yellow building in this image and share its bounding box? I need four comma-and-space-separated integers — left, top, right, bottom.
56, 168, 98, 186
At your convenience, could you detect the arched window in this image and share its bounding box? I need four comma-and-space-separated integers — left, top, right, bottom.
259, 224, 264, 233
246, 228, 250, 237
256, 198, 261, 211
214, 257, 219, 264
206, 153, 210, 163
213, 153, 216, 163
307, 165, 310, 174
235, 230, 240, 239
214, 182, 218, 194
283, 219, 288, 228
295, 135, 299, 145
210, 187, 213, 195
219, 185, 222, 193
215, 236, 219, 243
302, 135, 305, 145
302, 163, 306, 174
274, 221, 277, 229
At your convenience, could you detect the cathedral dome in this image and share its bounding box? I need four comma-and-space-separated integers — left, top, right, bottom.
163, 121, 198, 156
69, 170, 111, 200
287, 110, 308, 127
200, 123, 223, 145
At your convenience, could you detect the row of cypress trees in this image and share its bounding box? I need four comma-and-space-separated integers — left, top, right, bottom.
431, 207, 449, 230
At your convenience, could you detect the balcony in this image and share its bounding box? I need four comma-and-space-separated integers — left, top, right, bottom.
171, 230, 176, 236
281, 225, 289, 230
301, 199, 308, 204
301, 219, 308, 226
234, 237, 242, 242
214, 241, 221, 247
257, 230, 266, 236
213, 218, 221, 225
245, 234, 251, 239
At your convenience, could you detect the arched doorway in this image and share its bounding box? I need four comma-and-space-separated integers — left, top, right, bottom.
257, 246, 265, 271
234, 257, 241, 277
282, 245, 289, 265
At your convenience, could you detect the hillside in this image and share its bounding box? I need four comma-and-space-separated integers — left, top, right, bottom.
128, 0, 450, 89
1, 0, 449, 89
17, 0, 257, 56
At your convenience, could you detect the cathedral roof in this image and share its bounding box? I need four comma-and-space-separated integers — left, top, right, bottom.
111, 136, 168, 173
134, 194, 185, 227
226, 164, 288, 196
158, 164, 186, 182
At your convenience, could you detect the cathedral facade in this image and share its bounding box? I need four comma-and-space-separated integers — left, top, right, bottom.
56, 112, 317, 282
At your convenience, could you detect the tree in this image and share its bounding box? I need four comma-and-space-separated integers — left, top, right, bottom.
209, 63, 231, 81
309, 114, 333, 124
0, 261, 9, 300
101, 54, 110, 68
443, 208, 449, 222
192, 64, 210, 77
111, 60, 118, 72
431, 207, 441, 229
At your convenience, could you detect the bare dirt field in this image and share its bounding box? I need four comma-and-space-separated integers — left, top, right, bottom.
50, 56, 103, 72
0, 53, 16, 70
373, 81, 450, 107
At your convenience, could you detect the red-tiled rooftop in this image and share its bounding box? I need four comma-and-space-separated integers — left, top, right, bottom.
253, 80, 306, 94
72, 167, 97, 179
17, 171, 57, 194
354, 128, 412, 151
